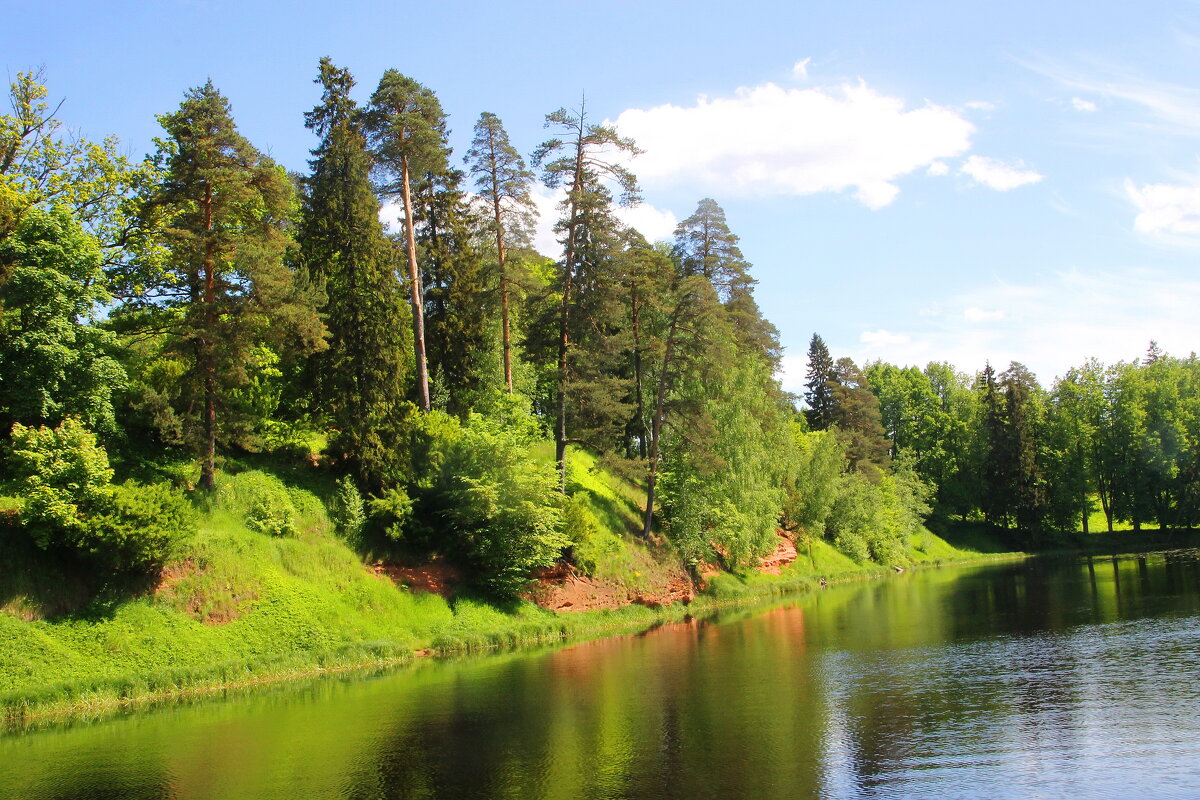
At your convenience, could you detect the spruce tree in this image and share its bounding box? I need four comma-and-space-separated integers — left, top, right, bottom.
298, 58, 411, 489
829, 357, 892, 479
804, 333, 835, 430
673, 197, 780, 365
672, 198, 752, 294
134, 82, 323, 489
464, 112, 536, 394
414, 164, 495, 415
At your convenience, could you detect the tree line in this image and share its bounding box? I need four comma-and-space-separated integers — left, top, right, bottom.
803, 334, 1200, 545
2, 64, 1190, 595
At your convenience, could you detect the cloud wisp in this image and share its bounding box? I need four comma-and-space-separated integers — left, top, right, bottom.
837, 268, 1200, 386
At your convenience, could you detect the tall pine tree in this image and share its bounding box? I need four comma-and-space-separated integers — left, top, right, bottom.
464, 112, 536, 394
134, 82, 323, 489
365, 70, 448, 412
532, 98, 641, 486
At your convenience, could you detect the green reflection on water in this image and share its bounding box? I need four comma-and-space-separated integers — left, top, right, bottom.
3, 552, 1199, 800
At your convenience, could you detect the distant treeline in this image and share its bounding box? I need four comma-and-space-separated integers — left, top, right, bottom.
803, 336, 1200, 543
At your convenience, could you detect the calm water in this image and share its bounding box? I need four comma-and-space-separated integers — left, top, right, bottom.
3, 552, 1200, 799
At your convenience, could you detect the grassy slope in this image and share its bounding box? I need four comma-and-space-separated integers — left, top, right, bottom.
1, 453, 1017, 727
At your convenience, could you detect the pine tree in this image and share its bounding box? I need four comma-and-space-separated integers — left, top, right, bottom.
804, 333, 835, 430
979, 362, 1009, 530
673, 197, 779, 365
134, 82, 323, 489
672, 198, 752, 294
532, 97, 641, 486
464, 112, 536, 394
1001, 362, 1047, 538
298, 58, 411, 489
365, 70, 448, 413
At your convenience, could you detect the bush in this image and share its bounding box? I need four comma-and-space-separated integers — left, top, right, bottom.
7, 418, 194, 572
83, 481, 194, 571
9, 418, 113, 547
214, 471, 298, 537
407, 406, 567, 595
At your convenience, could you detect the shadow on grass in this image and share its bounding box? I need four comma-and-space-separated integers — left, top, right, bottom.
0, 519, 163, 621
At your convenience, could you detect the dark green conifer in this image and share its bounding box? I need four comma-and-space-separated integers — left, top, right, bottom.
299, 58, 410, 489
804, 333, 835, 430
135, 82, 323, 490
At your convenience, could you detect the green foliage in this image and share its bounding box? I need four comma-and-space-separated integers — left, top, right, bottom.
82, 481, 194, 570
782, 425, 844, 534
406, 403, 567, 595
123, 81, 324, 489
0, 205, 125, 434
9, 418, 113, 545
299, 59, 411, 490
369, 487, 414, 541
660, 358, 788, 570
7, 418, 192, 571
329, 475, 366, 542
213, 471, 299, 538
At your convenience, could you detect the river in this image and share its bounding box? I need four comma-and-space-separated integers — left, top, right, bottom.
2, 551, 1199, 799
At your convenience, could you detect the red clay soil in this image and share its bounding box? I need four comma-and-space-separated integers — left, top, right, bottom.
759, 531, 799, 575
372, 559, 462, 599
523, 562, 695, 612
374, 530, 799, 613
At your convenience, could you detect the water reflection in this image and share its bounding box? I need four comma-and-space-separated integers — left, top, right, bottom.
3, 552, 1200, 799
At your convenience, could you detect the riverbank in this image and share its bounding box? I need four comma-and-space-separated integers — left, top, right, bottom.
1, 502, 1025, 732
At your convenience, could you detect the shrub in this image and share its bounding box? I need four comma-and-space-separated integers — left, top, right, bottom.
214, 471, 298, 537
7, 418, 194, 572
9, 418, 113, 546
406, 406, 566, 595
329, 475, 366, 542
83, 481, 194, 571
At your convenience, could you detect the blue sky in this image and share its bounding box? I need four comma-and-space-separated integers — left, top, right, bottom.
9, 0, 1200, 390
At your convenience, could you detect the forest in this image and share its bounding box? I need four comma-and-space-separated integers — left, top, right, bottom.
2, 62, 1199, 603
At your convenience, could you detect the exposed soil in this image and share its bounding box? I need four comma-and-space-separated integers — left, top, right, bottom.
522, 562, 695, 612
373, 530, 799, 613
759, 531, 799, 574
372, 559, 462, 599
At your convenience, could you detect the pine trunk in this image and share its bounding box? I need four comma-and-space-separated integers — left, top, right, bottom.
401, 154, 430, 412
198, 184, 217, 491
555, 140, 585, 491
492, 189, 513, 393
643, 311, 680, 538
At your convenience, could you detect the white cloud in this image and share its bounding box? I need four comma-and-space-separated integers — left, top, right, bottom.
776, 353, 810, 395
964, 101, 997, 112
612, 80, 976, 209
846, 268, 1200, 385
860, 329, 911, 347
1126, 177, 1200, 235
614, 203, 678, 243
792, 58, 812, 80
926, 161, 950, 177
960, 155, 1044, 191
963, 307, 1005, 322
529, 185, 678, 258
1071, 96, 1098, 112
